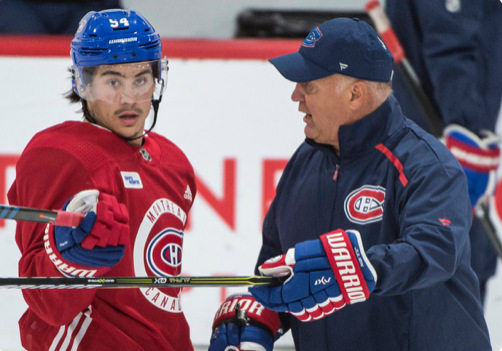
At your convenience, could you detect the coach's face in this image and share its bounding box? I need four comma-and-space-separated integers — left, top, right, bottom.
291, 74, 355, 152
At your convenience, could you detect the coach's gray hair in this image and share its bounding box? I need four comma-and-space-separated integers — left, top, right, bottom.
335, 74, 393, 105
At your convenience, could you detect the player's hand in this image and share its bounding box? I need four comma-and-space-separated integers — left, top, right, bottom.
53, 190, 129, 268
251, 229, 377, 322
444, 124, 500, 206
209, 293, 282, 351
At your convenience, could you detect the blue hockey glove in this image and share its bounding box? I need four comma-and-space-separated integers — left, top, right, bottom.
54, 190, 129, 269
209, 293, 282, 351
251, 229, 377, 322
444, 124, 500, 206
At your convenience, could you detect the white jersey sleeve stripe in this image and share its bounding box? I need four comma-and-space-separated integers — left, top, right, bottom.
49, 325, 66, 351
71, 306, 93, 351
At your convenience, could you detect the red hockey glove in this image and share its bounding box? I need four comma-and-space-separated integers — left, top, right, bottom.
444, 124, 500, 206
50, 190, 129, 273
209, 293, 283, 351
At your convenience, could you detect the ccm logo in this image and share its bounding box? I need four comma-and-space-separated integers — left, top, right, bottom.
344, 185, 386, 224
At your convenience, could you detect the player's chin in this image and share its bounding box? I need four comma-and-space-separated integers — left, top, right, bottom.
115, 127, 144, 143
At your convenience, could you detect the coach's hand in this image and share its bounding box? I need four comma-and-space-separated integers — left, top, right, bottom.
251, 229, 377, 322
209, 293, 282, 351
53, 190, 129, 269
444, 124, 500, 206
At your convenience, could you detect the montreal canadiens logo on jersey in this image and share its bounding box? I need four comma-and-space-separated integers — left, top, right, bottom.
147, 228, 183, 277
344, 185, 386, 224
134, 198, 187, 313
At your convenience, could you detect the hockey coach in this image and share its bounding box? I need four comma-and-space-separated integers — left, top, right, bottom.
209, 17, 492, 351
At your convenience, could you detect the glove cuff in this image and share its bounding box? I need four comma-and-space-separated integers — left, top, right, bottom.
320, 229, 374, 305
212, 293, 282, 338
445, 137, 500, 172
45, 224, 109, 277
444, 124, 500, 172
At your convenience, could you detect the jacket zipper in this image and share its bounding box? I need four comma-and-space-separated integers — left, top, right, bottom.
333, 164, 340, 181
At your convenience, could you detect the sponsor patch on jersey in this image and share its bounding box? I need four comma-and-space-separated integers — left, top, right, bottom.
121, 171, 143, 189
344, 185, 386, 224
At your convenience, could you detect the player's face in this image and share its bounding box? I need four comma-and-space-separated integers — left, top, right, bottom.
83, 62, 156, 145
291, 74, 354, 151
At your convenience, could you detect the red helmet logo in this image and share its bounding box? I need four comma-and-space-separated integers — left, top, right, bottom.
344, 186, 386, 224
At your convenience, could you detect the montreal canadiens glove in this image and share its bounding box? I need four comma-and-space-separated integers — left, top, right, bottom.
209, 292, 283, 351
51, 189, 129, 270
251, 229, 377, 322
444, 124, 500, 206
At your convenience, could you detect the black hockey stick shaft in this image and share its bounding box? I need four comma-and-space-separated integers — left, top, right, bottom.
475, 202, 502, 259
365, 0, 502, 261
365, 0, 443, 138
0, 204, 84, 227
0, 276, 283, 289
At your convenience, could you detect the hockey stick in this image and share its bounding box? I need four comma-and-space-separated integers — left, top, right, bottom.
365, 0, 502, 261
475, 201, 502, 259
0, 208, 284, 286
365, 0, 443, 138
0, 276, 283, 289
0, 204, 84, 227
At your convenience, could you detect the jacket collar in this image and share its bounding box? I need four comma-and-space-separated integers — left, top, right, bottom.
306, 94, 405, 160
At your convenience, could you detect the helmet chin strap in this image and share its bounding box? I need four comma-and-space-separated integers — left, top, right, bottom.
81, 97, 162, 144
82, 100, 97, 124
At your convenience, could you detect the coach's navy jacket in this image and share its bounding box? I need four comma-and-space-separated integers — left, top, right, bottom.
256, 96, 491, 350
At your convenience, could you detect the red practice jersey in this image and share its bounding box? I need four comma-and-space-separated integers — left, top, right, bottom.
8, 121, 197, 351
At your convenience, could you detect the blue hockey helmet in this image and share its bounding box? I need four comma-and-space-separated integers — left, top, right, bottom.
71, 8, 168, 101
70, 8, 168, 141
72, 8, 162, 70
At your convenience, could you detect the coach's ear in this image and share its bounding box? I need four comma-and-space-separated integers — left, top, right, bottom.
348, 80, 367, 110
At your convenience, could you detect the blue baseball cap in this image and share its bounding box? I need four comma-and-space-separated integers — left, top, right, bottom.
270, 17, 394, 82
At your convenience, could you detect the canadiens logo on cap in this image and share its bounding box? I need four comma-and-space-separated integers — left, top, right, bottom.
269, 18, 394, 83
302, 27, 323, 48
344, 185, 386, 224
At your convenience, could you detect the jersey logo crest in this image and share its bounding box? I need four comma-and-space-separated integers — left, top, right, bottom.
134, 198, 187, 313
121, 171, 143, 189
344, 185, 386, 224
147, 228, 183, 277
